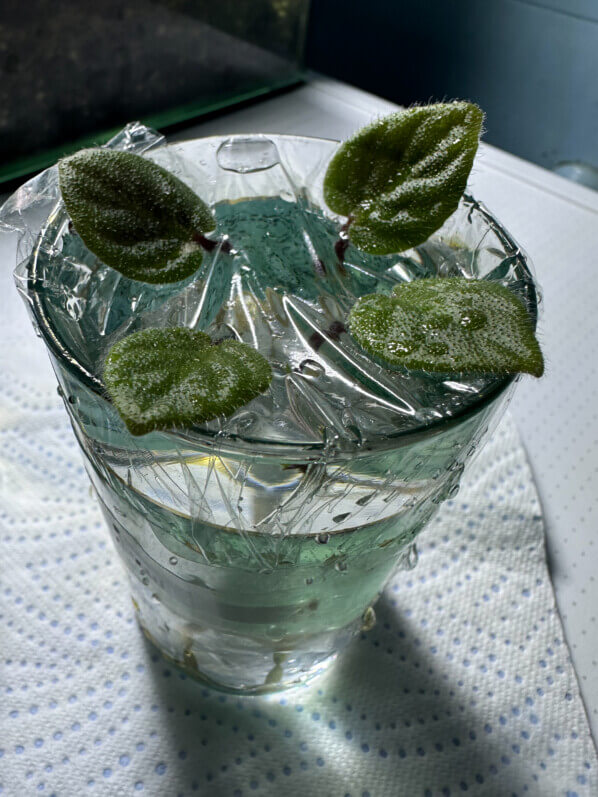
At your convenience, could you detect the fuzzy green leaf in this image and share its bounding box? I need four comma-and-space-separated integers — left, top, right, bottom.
323, 102, 483, 254
103, 328, 272, 435
348, 278, 544, 377
58, 149, 215, 284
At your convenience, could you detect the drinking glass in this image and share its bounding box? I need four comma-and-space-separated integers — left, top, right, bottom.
4, 125, 539, 693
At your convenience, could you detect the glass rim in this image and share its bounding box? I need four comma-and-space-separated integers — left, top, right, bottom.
25, 132, 539, 458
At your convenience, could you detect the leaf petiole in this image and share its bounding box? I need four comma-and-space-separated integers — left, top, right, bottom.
334, 214, 353, 269
192, 231, 233, 254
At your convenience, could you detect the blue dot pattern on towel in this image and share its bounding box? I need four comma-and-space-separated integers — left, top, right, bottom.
0, 325, 596, 795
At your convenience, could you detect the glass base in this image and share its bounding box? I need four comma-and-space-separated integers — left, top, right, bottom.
132, 582, 353, 694
138, 620, 339, 695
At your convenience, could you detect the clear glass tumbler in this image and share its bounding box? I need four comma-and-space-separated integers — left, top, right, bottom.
4, 126, 539, 693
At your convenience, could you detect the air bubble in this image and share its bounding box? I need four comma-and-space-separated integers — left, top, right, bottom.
334, 559, 348, 572
356, 492, 375, 506
169, 557, 178, 566
332, 512, 351, 524
316, 533, 330, 545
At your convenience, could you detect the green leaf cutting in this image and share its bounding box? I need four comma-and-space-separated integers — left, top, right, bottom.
323, 102, 484, 255
58, 149, 215, 284
103, 328, 272, 435
348, 278, 544, 377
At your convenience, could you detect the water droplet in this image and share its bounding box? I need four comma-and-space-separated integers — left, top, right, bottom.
299, 359, 324, 379
461, 309, 486, 330
448, 483, 460, 499
316, 532, 330, 545
361, 606, 376, 632
401, 543, 418, 571
235, 411, 258, 433
216, 136, 280, 173
169, 556, 178, 566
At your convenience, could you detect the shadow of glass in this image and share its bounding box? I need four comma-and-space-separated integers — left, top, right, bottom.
141, 590, 519, 796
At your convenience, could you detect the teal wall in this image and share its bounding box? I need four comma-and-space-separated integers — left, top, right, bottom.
306, 0, 598, 170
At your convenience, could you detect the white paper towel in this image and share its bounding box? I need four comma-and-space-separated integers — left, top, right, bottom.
1, 311, 597, 797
